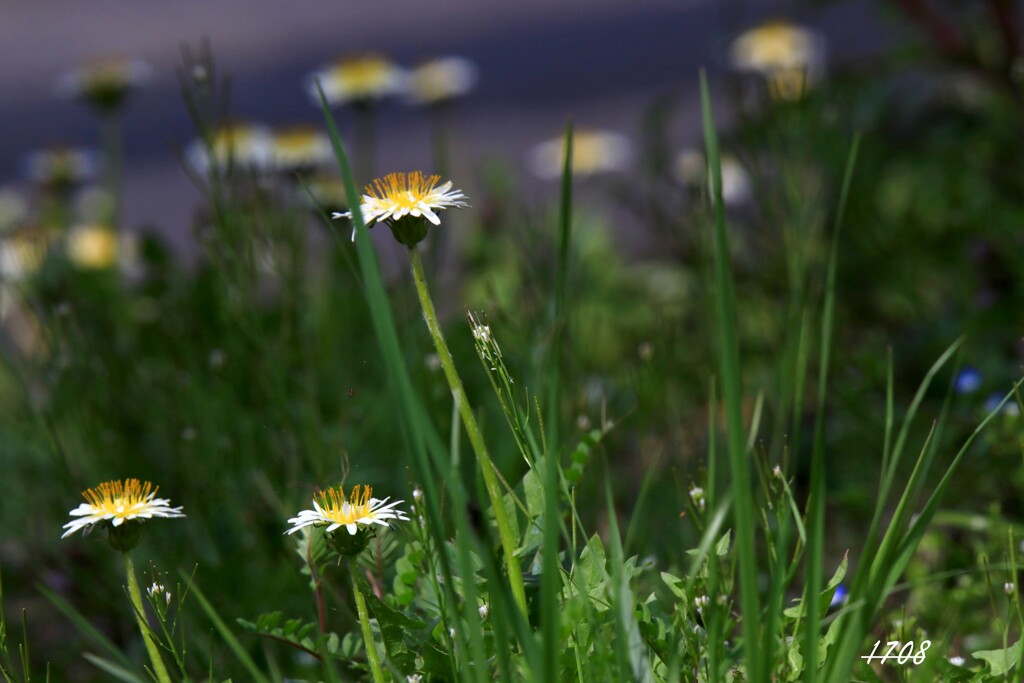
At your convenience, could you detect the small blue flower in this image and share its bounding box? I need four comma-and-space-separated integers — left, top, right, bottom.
954, 367, 982, 394
830, 584, 848, 608
984, 392, 1021, 416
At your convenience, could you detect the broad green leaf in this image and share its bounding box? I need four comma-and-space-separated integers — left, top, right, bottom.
972, 639, 1021, 676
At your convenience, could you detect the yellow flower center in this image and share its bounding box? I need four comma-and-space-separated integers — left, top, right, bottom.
83, 60, 134, 90
329, 56, 397, 92
82, 479, 156, 519
315, 484, 375, 524
737, 22, 812, 69
274, 126, 323, 152
68, 226, 118, 269
366, 171, 440, 209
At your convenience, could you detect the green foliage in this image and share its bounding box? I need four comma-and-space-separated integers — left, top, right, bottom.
2, 10, 1024, 680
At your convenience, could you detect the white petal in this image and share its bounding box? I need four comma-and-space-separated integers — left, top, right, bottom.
421, 207, 441, 225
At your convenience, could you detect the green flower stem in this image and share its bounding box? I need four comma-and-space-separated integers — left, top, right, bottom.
101, 111, 123, 227
408, 247, 529, 617
350, 568, 387, 683
123, 553, 173, 683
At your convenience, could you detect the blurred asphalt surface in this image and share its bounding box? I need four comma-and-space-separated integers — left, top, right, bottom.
0, 0, 892, 251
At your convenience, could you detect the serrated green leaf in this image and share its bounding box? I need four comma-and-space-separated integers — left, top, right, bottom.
579, 534, 609, 604
661, 572, 687, 601
972, 639, 1021, 675
715, 530, 731, 557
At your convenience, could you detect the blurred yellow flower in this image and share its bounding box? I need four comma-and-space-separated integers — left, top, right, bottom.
729, 20, 825, 99
0, 228, 53, 282
55, 57, 152, 111
66, 224, 119, 270
186, 122, 274, 174
528, 129, 632, 180
271, 125, 333, 173
300, 172, 347, 213
307, 54, 407, 106
62, 478, 185, 540
407, 56, 478, 105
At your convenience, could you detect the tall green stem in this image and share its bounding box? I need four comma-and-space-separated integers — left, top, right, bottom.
101, 111, 123, 227
408, 247, 529, 617
123, 553, 173, 683
350, 568, 387, 683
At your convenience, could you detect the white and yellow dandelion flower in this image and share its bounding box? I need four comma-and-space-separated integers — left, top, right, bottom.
407, 56, 478, 105
0, 189, 29, 234
333, 171, 468, 244
62, 479, 185, 539
21, 147, 99, 187
286, 484, 409, 536
55, 57, 152, 110
528, 129, 632, 180
729, 20, 825, 99
673, 149, 752, 206
0, 228, 54, 283
307, 54, 407, 106
186, 122, 274, 174
66, 224, 121, 270
271, 125, 333, 173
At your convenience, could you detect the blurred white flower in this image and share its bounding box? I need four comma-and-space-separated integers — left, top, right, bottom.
0, 228, 55, 282
186, 123, 274, 174
689, 486, 706, 511
0, 189, 28, 234
271, 125, 333, 174
529, 129, 631, 180
406, 56, 478, 105
729, 20, 826, 100
674, 149, 752, 206
21, 147, 99, 187
55, 57, 152, 111
307, 54, 407, 107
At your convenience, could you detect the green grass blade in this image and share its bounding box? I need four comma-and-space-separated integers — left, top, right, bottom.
37, 584, 135, 672
185, 575, 270, 683
541, 120, 574, 683
801, 134, 860, 683
80, 654, 147, 683
700, 69, 762, 682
